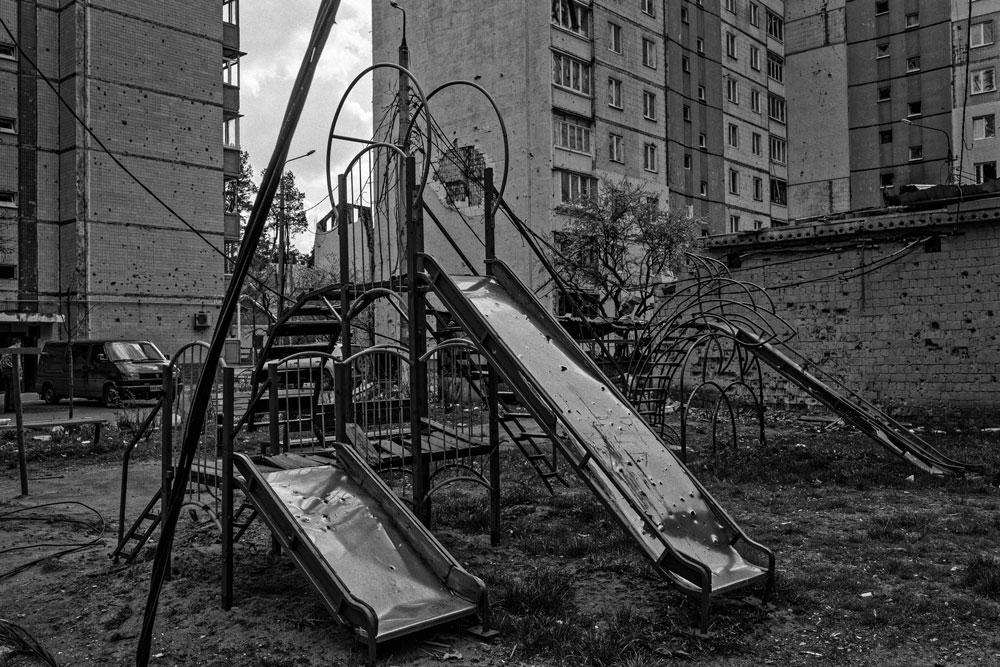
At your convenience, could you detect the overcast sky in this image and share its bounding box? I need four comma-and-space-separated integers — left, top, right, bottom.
239, 0, 374, 252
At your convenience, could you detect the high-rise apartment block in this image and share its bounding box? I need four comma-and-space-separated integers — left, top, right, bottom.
371, 0, 789, 285
788, 0, 1000, 218
0, 0, 239, 362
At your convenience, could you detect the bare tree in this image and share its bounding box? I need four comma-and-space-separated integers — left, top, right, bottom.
551, 178, 698, 321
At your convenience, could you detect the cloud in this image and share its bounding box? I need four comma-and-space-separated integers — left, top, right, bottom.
239, 0, 374, 252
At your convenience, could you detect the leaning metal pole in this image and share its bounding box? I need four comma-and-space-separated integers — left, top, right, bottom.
135, 2, 342, 664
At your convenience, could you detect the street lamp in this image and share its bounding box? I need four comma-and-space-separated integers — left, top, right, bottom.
900, 118, 956, 185
277, 149, 315, 314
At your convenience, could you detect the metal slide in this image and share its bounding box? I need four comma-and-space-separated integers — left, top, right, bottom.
703, 322, 975, 476
233, 444, 487, 662
423, 256, 774, 630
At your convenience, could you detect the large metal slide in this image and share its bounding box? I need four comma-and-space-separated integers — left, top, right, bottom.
233, 443, 487, 662
423, 256, 774, 628
703, 322, 975, 476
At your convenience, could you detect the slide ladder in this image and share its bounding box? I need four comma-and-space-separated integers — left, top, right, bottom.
233, 443, 488, 662
423, 256, 774, 630
704, 321, 975, 476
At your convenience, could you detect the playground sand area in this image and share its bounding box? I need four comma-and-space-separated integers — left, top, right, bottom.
2, 415, 1000, 667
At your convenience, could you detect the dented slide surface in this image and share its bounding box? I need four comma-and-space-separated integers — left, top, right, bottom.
423, 257, 773, 597
234, 451, 482, 648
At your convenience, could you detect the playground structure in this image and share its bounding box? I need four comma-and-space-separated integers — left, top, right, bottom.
123, 8, 977, 663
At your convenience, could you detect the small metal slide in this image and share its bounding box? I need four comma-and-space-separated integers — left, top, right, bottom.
703, 321, 975, 476
233, 445, 487, 662
423, 256, 774, 630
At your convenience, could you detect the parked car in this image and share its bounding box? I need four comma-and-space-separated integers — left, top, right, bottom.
36, 339, 169, 406
263, 343, 342, 390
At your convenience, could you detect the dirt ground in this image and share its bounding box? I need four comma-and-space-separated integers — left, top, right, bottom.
2, 416, 1000, 667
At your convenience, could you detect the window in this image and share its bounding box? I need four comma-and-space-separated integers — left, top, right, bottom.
754, 219, 765, 230
643, 143, 658, 172
223, 0, 238, 24
700, 181, 708, 196
696, 38, 705, 54
971, 67, 996, 94
553, 112, 593, 154
684, 153, 692, 169
682, 7, 690, 23
753, 177, 763, 200
223, 117, 239, 147
752, 132, 762, 155
725, 0, 737, 13
766, 10, 783, 41
750, 46, 760, 70
726, 32, 737, 58
608, 22, 622, 53
697, 85, 706, 101
876, 43, 889, 59
749, 2, 760, 26
553, 53, 593, 95
770, 178, 787, 205
727, 79, 739, 103
609, 133, 624, 163
683, 105, 691, 121
643, 91, 656, 120
0, 191, 16, 208
877, 87, 891, 102
223, 58, 240, 87
880, 129, 893, 144
975, 161, 997, 183
682, 56, 690, 73
880, 173, 895, 188
907, 101, 922, 116
642, 38, 657, 68
608, 77, 622, 108
729, 215, 741, 233
767, 94, 786, 122
558, 170, 596, 203
906, 57, 920, 72
908, 145, 923, 161
0, 43, 16, 60
641, 0, 655, 17
767, 51, 784, 82
727, 123, 739, 147
552, 0, 593, 38
751, 89, 761, 112
698, 133, 707, 149
875, 1, 888, 15
971, 20, 994, 47
769, 135, 787, 164
0, 117, 14, 134
729, 169, 740, 194
973, 114, 996, 139
905, 12, 919, 28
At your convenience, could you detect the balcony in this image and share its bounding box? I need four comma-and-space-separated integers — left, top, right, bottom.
224, 211, 240, 240
224, 146, 240, 178
223, 83, 239, 117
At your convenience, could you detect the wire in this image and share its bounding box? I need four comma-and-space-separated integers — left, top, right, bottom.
766, 236, 928, 290
0, 501, 107, 580
0, 619, 59, 667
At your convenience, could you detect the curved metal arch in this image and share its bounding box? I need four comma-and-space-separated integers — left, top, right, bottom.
424, 472, 492, 504
403, 79, 510, 219
421, 337, 479, 362
326, 62, 434, 210
168, 340, 227, 372
680, 378, 731, 462
708, 379, 765, 457
341, 343, 411, 368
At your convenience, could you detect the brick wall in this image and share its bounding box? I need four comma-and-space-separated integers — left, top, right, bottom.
704, 198, 1000, 417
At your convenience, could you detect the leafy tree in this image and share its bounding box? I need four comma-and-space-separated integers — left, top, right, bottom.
551, 178, 698, 322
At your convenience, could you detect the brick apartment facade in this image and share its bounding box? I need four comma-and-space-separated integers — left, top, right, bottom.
0, 0, 241, 374
369, 0, 789, 288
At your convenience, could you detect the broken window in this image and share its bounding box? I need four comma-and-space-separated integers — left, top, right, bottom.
436, 146, 484, 207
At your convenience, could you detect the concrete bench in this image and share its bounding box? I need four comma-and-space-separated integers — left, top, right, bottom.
0, 417, 108, 445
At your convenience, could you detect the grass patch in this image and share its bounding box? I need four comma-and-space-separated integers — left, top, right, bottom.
963, 553, 1000, 599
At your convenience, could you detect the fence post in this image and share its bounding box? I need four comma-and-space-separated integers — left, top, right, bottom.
221, 366, 234, 610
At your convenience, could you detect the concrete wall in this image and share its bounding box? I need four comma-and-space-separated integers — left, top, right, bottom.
704, 198, 1000, 417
